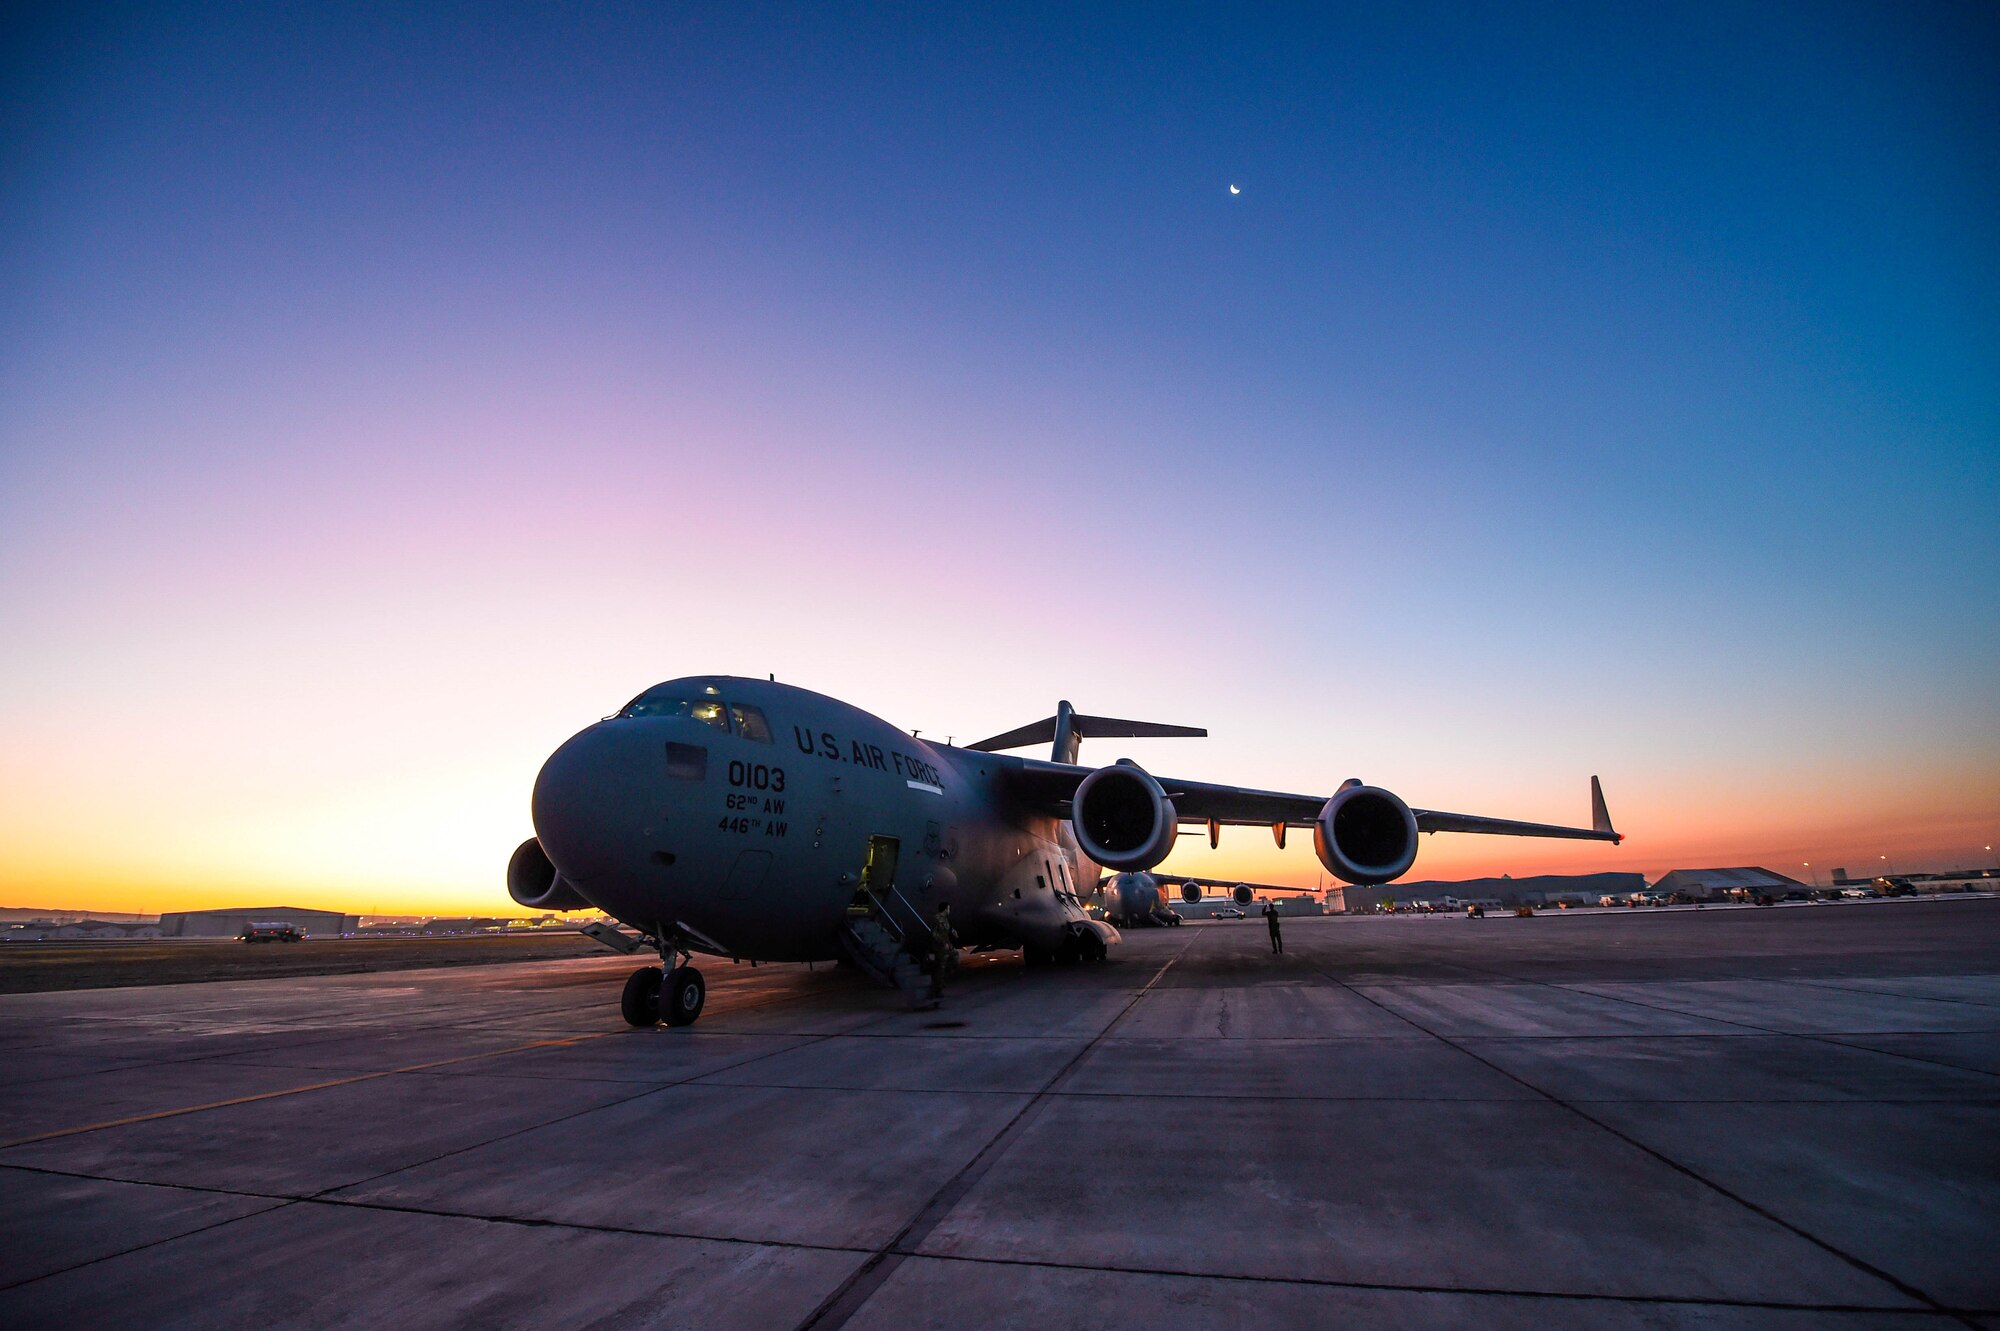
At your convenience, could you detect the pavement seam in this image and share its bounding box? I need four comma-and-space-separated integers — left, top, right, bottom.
0, 981, 878, 1152
0, 992, 623, 1087
0, 961, 870, 1088
888, 1248, 1973, 1316
296, 1193, 879, 1255
0, 1194, 302, 1295
304, 1016, 914, 1205
1773, 975, 2000, 1011
1549, 982, 2000, 1082
1304, 950, 1977, 1327
0, 1032, 624, 1151
794, 931, 1202, 1331
0, 1014, 915, 1294
1410, 950, 2000, 1083
0, 1162, 1982, 1319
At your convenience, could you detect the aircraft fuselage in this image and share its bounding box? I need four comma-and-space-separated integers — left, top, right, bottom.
530, 677, 1105, 961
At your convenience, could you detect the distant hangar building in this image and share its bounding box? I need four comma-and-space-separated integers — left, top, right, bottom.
1650, 867, 1805, 901
1337, 872, 1645, 912
159, 907, 357, 938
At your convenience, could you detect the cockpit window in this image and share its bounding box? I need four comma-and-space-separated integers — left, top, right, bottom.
730, 703, 772, 742
619, 688, 732, 732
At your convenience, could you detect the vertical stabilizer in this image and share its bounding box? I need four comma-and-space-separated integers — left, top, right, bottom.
1051, 701, 1080, 766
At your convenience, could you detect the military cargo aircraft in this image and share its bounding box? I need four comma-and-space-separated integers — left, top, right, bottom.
510, 676, 1620, 1026
1098, 874, 1320, 926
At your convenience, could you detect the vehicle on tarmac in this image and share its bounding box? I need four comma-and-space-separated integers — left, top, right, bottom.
1211, 906, 1247, 919
241, 923, 303, 943
511, 680, 1620, 1027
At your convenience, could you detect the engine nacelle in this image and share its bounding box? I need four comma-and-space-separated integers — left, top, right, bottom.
1232, 883, 1254, 906
1180, 881, 1202, 905
1072, 764, 1179, 872
508, 837, 595, 912
1312, 785, 1419, 884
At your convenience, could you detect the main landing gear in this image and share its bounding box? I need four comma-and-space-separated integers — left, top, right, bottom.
620, 943, 706, 1029
620, 966, 662, 1026
1024, 927, 1109, 967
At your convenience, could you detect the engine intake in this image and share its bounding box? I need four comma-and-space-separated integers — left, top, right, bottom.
1232, 883, 1255, 906
1312, 785, 1419, 884
1072, 765, 1178, 872
508, 838, 595, 912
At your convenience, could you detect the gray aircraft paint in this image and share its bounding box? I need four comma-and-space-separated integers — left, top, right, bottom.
522, 674, 1619, 973
530, 676, 1107, 963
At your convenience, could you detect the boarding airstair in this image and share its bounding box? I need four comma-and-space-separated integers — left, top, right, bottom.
839, 885, 936, 1007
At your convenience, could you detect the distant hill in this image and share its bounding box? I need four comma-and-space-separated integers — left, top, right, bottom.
0, 906, 158, 924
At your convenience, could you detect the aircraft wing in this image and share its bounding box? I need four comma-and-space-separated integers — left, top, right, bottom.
998, 758, 1620, 844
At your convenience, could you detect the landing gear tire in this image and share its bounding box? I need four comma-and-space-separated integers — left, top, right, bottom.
621, 966, 663, 1027
1076, 931, 1108, 963
664, 966, 706, 1027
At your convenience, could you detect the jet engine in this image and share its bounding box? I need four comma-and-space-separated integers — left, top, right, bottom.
1232, 883, 1255, 906
1312, 785, 1419, 884
1180, 881, 1202, 905
1072, 764, 1178, 872
508, 837, 595, 912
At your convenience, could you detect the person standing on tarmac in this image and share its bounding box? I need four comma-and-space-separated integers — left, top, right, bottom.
1263, 900, 1283, 954
927, 903, 958, 1001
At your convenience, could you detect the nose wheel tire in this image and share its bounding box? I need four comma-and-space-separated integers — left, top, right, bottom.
621, 966, 663, 1027
664, 966, 706, 1027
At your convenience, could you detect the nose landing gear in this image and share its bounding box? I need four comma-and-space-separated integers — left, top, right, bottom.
621, 938, 707, 1028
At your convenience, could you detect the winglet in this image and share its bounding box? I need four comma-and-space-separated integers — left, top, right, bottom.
1590, 776, 1621, 842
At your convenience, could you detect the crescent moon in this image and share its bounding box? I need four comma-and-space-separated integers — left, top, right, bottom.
1229, 184, 1240, 194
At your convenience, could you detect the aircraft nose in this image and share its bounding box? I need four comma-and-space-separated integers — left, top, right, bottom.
532, 722, 657, 884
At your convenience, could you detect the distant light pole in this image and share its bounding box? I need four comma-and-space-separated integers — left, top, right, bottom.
1803, 862, 1818, 887
1880, 854, 1894, 880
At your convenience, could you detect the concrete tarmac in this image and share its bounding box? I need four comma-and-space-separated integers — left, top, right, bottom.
1, 899, 1995, 1328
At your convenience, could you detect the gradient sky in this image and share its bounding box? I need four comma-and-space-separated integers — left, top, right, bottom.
3, 2, 1996, 915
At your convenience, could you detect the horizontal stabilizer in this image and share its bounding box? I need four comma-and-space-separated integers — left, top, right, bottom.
970, 712, 1206, 753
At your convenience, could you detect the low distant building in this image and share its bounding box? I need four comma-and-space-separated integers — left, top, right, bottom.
8, 920, 163, 941
1651, 867, 1805, 901
1335, 872, 1645, 913
0, 908, 155, 924
419, 917, 504, 934
159, 907, 357, 938
1877, 872, 1995, 894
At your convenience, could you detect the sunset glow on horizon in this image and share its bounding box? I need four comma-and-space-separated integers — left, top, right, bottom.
2, 5, 1994, 917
